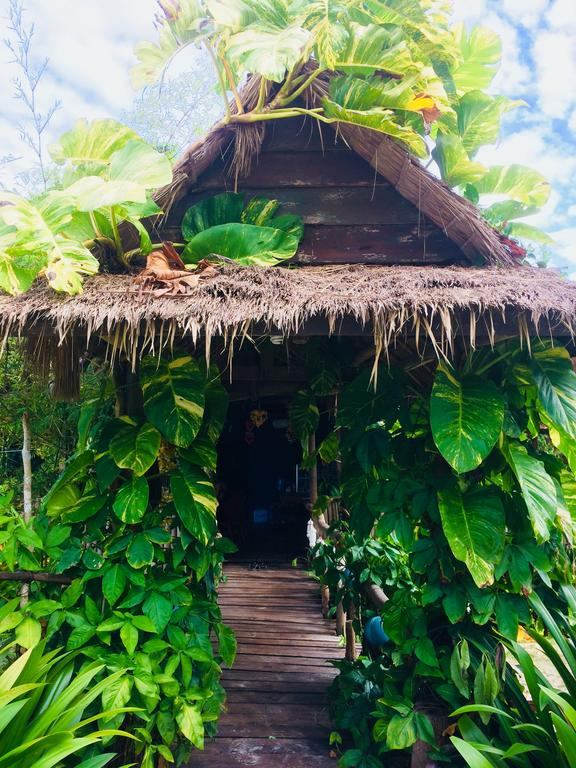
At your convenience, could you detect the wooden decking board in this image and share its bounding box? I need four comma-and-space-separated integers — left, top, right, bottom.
187, 565, 341, 767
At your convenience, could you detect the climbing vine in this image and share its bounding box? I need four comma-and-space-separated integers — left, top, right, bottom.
0, 354, 235, 768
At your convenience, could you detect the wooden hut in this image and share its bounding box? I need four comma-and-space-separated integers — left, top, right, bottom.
1, 87, 576, 767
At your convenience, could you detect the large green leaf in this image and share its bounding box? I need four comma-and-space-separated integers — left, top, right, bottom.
507, 443, 558, 542
126, 533, 154, 568
131, 0, 207, 88
110, 421, 161, 476
182, 222, 299, 266
226, 24, 310, 82
432, 134, 486, 188
438, 487, 505, 588
182, 193, 244, 240
49, 119, 140, 170
67, 177, 147, 211
530, 347, 576, 439
181, 193, 303, 264
102, 564, 127, 607
0, 223, 46, 295
430, 366, 504, 473
112, 477, 149, 523
109, 140, 172, 188
322, 98, 428, 158
171, 463, 217, 545
474, 164, 551, 208
506, 222, 555, 245
176, 703, 204, 749
451, 24, 502, 94
456, 91, 521, 156
141, 356, 206, 447
0, 192, 99, 294
329, 74, 434, 115
335, 23, 416, 77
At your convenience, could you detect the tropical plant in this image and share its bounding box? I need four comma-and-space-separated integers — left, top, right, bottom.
181, 191, 304, 266
307, 339, 576, 764
0, 119, 172, 295
451, 591, 576, 767
0, 626, 136, 768
0, 353, 237, 767
132, 0, 551, 247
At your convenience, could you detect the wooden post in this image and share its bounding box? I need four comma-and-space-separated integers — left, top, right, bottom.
345, 602, 357, 661
309, 432, 330, 619
336, 597, 346, 636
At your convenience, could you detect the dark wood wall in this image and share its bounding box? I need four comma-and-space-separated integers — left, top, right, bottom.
166, 117, 466, 266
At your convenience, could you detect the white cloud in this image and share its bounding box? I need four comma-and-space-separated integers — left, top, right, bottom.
452, 0, 487, 21
548, 0, 576, 32
483, 13, 532, 95
501, 0, 549, 28
532, 30, 576, 117
549, 227, 576, 272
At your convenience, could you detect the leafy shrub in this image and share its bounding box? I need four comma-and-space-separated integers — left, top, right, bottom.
451, 592, 576, 767
0, 626, 135, 768
308, 340, 576, 764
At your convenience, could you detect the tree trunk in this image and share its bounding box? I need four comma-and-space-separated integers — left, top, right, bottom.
410, 706, 451, 768
21, 412, 32, 521
20, 412, 33, 608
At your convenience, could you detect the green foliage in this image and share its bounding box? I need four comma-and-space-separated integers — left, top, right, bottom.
0, 119, 172, 296
452, 593, 576, 767
132, 0, 551, 252
0, 633, 136, 767
310, 340, 576, 763
0, 354, 236, 767
181, 192, 303, 266
430, 365, 504, 473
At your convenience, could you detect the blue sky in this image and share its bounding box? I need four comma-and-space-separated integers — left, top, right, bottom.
0, 0, 575, 273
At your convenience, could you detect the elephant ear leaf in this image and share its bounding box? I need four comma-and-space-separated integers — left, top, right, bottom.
430, 366, 504, 473
182, 192, 244, 240
181, 193, 303, 267
182, 223, 299, 266
438, 487, 505, 588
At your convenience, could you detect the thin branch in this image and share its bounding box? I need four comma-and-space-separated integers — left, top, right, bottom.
222, 57, 244, 114
0, 571, 72, 584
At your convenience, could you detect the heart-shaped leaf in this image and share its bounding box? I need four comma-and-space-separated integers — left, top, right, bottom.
431, 366, 504, 473
110, 421, 161, 477
141, 356, 206, 447
438, 487, 505, 588
113, 477, 149, 523
127, 533, 154, 569
171, 463, 217, 545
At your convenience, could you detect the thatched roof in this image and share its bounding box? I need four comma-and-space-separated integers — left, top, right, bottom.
155, 71, 520, 267
2, 266, 574, 365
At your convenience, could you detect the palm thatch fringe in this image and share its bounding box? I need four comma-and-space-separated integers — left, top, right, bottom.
1, 265, 574, 392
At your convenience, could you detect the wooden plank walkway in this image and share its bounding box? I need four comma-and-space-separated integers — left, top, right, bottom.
189, 563, 342, 767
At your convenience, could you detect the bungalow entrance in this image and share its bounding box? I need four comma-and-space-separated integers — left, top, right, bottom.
217, 397, 308, 560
